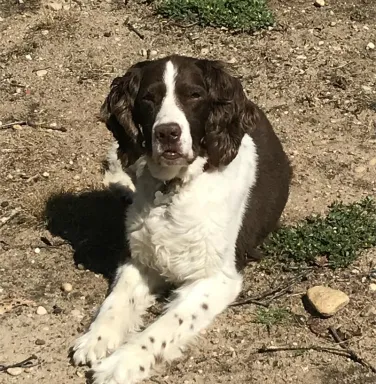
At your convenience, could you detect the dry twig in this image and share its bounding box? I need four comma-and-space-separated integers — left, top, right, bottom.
253, 344, 376, 374
0, 208, 21, 229
124, 17, 145, 39
0, 120, 66, 132
231, 269, 312, 307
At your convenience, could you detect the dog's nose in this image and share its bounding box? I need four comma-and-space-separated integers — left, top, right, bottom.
154, 123, 182, 145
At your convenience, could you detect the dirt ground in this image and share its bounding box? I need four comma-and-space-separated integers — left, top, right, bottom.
1, 0, 376, 383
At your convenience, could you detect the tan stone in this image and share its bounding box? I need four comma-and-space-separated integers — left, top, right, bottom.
307, 286, 349, 317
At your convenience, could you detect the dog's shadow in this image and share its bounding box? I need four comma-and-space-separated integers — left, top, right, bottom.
44, 189, 130, 280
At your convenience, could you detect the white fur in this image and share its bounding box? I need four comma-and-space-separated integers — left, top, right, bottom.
72, 60, 259, 384
73, 135, 258, 383
152, 61, 194, 166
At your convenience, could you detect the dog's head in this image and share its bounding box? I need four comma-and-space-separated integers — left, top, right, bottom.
101, 55, 258, 180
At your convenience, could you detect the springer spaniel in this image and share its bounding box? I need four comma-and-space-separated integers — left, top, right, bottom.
72, 55, 292, 384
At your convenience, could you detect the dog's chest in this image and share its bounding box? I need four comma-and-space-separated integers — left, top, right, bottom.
126, 176, 228, 282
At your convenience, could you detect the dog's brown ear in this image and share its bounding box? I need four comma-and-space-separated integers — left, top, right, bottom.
100, 62, 147, 167
197, 60, 259, 168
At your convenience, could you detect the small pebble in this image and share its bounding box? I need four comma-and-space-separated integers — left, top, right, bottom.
25, 54, 32, 61
355, 166, 366, 174
12, 124, 23, 130
7, 367, 23, 376
61, 282, 73, 292
370, 283, 376, 292
71, 309, 81, 317
330, 21, 336, 27
200, 47, 209, 55
149, 49, 158, 57
34, 247, 41, 254
77, 263, 84, 270
362, 85, 372, 93
36, 69, 48, 77
46, 2, 63, 11
52, 305, 63, 314
76, 371, 84, 378
369, 158, 376, 167
36, 306, 47, 315
103, 31, 112, 37
42, 172, 50, 178
367, 42, 375, 50
314, 0, 325, 7
73, 175, 80, 181
35, 338, 46, 345
41, 30, 49, 36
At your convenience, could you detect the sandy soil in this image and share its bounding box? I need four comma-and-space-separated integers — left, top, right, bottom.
0, 0, 375, 383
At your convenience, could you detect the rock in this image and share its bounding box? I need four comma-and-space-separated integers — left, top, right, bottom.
367, 42, 375, 50
77, 263, 84, 270
355, 166, 366, 174
200, 47, 209, 55
73, 175, 80, 180
41, 30, 49, 36
362, 85, 372, 93
61, 282, 73, 292
149, 49, 158, 57
227, 57, 237, 64
330, 21, 337, 27
361, 305, 376, 317
306, 286, 349, 317
71, 309, 81, 317
46, 2, 63, 11
42, 172, 49, 178
25, 54, 32, 61
12, 124, 23, 130
36, 69, 48, 77
103, 31, 112, 37
370, 283, 376, 292
7, 367, 23, 376
52, 305, 63, 314
369, 158, 376, 167
35, 338, 46, 345
34, 247, 41, 254
36, 306, 48, 315
314, 0, 325, 7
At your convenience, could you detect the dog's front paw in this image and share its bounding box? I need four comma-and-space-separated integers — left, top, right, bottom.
91, 345, 153, 384
72, 325, 124, 366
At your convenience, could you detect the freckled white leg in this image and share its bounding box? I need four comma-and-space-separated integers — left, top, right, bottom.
72, 262, 162, 365
91, 269, 242, 384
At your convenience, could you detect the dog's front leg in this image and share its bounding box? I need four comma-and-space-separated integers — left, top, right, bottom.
72, 262, 162, 366
91, 269, 243, 384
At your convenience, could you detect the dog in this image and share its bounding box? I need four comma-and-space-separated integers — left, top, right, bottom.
72, 55, 292, 384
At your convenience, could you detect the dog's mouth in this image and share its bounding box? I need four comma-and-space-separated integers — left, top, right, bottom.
161, 150, 183, 160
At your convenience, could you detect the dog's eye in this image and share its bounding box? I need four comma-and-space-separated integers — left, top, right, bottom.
189, 92, 202, 100
142, 92, 155, 102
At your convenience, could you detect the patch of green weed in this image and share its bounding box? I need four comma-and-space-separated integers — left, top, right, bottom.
254, 307, 291, 327
156, 0, 274, 31
262, 197, 376, 269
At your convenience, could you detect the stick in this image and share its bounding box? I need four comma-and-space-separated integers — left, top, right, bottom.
124, 17, 145, 40
0, 121, 26, 129
0, 120, 66, 132
253, 344, 376, 374
231, 270, 312, 307
0, 208, 21, 229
